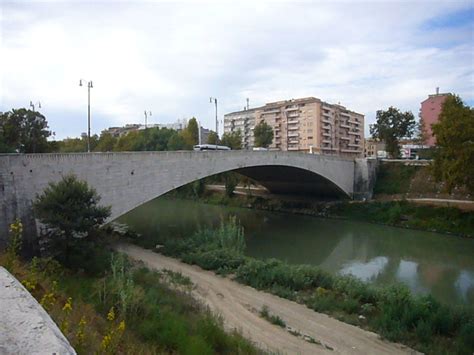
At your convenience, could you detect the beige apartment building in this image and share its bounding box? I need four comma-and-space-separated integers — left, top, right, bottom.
224, 97, 364, 157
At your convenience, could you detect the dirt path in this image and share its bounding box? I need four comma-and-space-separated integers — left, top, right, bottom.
117, 244, 418, 355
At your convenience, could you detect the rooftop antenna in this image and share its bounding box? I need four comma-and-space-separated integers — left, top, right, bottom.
436, 87, 439, 95
246, 98, 249, 110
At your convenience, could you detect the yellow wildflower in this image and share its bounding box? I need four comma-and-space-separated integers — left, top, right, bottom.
118, 320, 126, 332
107, 307, 115, 321
62, 297, 73, 313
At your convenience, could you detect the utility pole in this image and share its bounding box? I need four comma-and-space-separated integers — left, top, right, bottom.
209, 97, 218, 149
79, 79, 93, 153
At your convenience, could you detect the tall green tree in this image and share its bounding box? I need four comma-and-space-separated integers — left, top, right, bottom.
370, 107, 416, 158
432, 95, 474, 193
207, 131, 219, 145
221, 130, 242, 149
186, 117, 199, 146
253, 121, 273, 148
0, 108, 51, 153
33, 175, 111, 269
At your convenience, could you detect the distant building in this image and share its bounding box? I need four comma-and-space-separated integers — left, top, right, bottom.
420, 88, 450, 147
224, 97, 364, 157
364, 139, 386, 158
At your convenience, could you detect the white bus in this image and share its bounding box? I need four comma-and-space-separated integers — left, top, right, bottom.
193, 144, 231, 151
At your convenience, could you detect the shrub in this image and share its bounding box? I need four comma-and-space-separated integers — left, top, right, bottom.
33, 174, 111, 269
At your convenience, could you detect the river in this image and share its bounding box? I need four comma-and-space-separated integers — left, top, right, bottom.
117, 197, 474, 305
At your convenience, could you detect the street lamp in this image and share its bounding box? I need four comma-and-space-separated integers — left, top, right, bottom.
79, 79, 93, 153
144, 110, 152, 129
209, 97, 218, 148
29, 101, 41, 111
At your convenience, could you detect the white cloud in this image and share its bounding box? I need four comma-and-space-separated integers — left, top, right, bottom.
1, 0, 473, 139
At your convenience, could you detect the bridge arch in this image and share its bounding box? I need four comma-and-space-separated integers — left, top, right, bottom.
0, 151, 359, 241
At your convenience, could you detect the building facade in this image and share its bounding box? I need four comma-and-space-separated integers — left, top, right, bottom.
420, 88, 450, 147
364, 139, 387, 158
224, 97, 364, 157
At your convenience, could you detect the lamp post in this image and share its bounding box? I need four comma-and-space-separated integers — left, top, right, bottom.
144, 110, 152, 129
209, 97, 218, 149
79, 79, 93, 152
29, 101, 41, 111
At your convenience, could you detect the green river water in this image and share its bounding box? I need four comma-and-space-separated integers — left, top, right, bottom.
117, 197, 474, 305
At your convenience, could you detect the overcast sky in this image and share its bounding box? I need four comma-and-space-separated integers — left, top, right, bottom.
1, 0, 473, 139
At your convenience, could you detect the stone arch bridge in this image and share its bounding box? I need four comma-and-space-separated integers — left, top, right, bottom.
0, 151, 376, 244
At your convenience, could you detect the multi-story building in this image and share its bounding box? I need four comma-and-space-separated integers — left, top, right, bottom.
223, 108, 258, 149
420, 88, 450, 147
224, 97, 364, 157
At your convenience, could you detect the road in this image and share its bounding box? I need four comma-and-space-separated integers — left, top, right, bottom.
117, 244, 418, 355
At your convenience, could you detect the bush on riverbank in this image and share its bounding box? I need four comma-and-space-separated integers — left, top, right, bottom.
152, 218, 474, 354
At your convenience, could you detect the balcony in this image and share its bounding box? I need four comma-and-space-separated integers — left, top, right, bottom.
340, 136, 350, 141
262, 108, 280, 114
348, 131, 360, 135
287, 113, 299, 118
289, 139, 299, 144
288, 146, 299, 150
348, 143, 360, 147
322, 139, 331, 144
348, 120, 359, 125
288, 125, 299, 131
288, 119, 299, 124
341, 149, 362, 153
286, 107, 299, 112
322, 132, 331, 137
340, 124, 350, 129
288, 132, 299, 137
322, 118, 331, 124
340, 112, 350, 117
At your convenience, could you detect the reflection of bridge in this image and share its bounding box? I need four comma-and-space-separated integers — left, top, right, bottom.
0, 151, 375, 242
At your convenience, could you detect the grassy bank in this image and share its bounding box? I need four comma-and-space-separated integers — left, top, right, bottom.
134, 217, 474, 355
0, 246, 261, 354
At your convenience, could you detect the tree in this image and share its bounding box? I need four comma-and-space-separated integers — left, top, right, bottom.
370, 107, 416, 158
207, 131, 219, 145
167, 132, 187, 150
186, 117, 199, 146
0, 108, 51, 153
432, 95, 474, 193
254, 121, 273, 148
221, 130, 242, 149
94, 132, 117, 152
33, 175, 111, 268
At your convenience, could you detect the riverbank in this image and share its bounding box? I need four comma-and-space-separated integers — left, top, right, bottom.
167, 187, 474, 238
0, 248, 261, 354
117, 243, 415, 355
124, 218, 474, 354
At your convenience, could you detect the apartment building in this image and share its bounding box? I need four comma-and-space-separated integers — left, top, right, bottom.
223, 107, 259, 149
224, 97, 364, 157
420, 88, 450, 147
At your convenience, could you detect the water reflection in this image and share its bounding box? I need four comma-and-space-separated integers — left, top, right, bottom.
117, 198, 474, 305
340, 256, 389, 282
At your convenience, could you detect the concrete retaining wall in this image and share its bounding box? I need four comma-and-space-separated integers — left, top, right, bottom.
0, 267, 76, 354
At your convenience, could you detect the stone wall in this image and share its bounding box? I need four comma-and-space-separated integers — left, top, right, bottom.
0, 267, 76, 354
